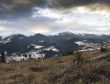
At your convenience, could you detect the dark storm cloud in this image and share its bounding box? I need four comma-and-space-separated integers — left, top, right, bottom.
0, 0, 110, 19
50, 0, 95, 7
0, 0, 46, 19
51, 0, 110, 8
46, 0, 110, 13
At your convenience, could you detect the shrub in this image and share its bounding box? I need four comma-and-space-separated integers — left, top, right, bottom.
101, 48, 108, 53
73, 51, 85, 68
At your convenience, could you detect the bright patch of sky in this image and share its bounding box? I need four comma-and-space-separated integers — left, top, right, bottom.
32, 6, 110, 35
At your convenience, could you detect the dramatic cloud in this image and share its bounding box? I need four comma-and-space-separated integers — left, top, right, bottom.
0, 0, 110, 36
51, 0, 110, 7
0, 0, 110, 19
44, 0, 110, 14
0, 0, 46, 19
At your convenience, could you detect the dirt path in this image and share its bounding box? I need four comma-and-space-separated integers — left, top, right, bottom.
88, 53, 110, 61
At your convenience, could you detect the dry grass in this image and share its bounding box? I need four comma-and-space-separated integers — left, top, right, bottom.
0, 52, 110, 84
79, 50, 101, 58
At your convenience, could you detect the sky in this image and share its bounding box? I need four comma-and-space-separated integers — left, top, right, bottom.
0, 0, 110, 36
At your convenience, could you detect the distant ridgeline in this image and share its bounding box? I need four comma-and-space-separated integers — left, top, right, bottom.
0, 32, 109, 58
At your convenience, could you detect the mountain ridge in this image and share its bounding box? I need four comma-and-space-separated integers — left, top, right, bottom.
0, 32, 110, 58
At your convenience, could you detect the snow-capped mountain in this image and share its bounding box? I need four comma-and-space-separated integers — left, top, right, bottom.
0, 32, 110, 58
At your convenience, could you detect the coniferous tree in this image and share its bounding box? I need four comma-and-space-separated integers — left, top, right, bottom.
1, 52, 5, 62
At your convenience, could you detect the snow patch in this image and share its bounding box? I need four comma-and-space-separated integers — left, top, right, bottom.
39, 40, 44, 42
28, 44, 44, 49
28, 51, 45, 59
45, 46, 59, 52
35, 45, 44, 49
0, 38, 11, 44
75, 41, 85, 46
